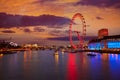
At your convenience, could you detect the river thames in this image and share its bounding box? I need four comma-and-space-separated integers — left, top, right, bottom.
0, 50, 120, 80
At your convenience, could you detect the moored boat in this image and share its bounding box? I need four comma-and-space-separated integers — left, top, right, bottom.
87, 52, 96, 56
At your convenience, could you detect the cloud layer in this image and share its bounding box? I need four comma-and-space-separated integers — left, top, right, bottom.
1, 30, 15, 33
47, 36, 97, 41
96, 16, 104, 20
0, 13, 71, 28
34, 27, 45, 32
75, 0, 120, 8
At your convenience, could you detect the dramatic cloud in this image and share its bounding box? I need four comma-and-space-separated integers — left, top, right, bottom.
34, 27, 45, 32
75, 0, 120, 8
47, 36, 97, 41
49, 30, 63, 36
34, 0, 79, 4
0, 0, 120, 43
34, 0, 55, 4
96, 16, 104, 20
1, 30, 15, 33
23, 28, 32, 33
47, 36, 69, 41
0, 13, 71, 28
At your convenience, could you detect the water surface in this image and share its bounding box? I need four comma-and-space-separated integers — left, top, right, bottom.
0, 50, 120, 80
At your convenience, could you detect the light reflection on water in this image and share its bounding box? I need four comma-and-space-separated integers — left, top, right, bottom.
0, 50, 120, 80
67, 53, 78, 80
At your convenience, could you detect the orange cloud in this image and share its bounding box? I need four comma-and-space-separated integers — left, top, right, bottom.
0, 0, 120, 37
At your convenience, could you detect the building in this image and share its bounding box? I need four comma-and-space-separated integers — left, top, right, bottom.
88, 35, 120, 50
98, 28, 108, 39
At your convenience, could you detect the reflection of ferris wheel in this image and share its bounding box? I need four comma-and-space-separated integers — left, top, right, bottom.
69, 13, 86, 49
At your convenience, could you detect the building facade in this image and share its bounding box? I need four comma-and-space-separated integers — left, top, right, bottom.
98, 28, 108, 39
88, 35, 120, 50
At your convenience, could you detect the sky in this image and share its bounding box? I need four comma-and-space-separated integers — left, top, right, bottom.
0, 0, 120, 45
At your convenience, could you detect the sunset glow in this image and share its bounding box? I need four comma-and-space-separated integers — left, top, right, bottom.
0, 0, 120, 44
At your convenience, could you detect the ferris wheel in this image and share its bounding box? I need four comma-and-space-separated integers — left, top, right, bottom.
69, 13, 86, 49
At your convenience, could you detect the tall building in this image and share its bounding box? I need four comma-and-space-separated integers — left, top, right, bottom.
98, 28, 108, 38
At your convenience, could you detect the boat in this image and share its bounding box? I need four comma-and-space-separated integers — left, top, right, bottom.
87, 52, 96, 56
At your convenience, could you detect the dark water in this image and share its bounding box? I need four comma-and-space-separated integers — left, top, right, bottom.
0, 50, 120, 80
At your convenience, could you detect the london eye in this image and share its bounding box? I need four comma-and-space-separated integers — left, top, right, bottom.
69, 13, 86, 49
